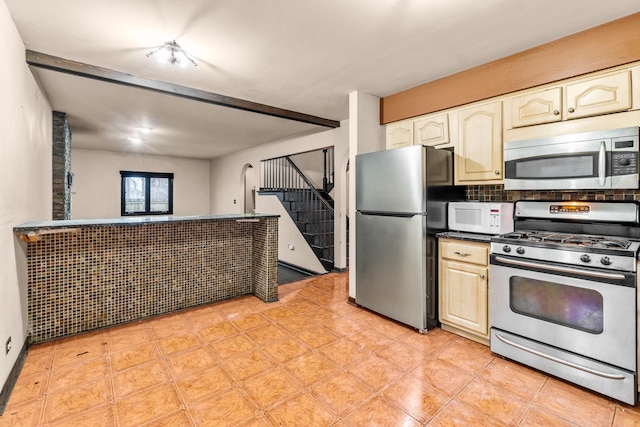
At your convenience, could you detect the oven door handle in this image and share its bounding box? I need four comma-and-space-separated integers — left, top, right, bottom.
598, 140, 606, 186
494, 333, 626, 380
493, 256, 627, 281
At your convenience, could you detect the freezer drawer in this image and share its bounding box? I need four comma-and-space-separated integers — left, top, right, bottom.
355, 212, 427, 330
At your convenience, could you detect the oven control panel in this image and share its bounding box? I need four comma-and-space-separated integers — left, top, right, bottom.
549, 205, 590, 214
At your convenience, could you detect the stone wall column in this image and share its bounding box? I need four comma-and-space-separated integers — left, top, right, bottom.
52, 111, 71, 220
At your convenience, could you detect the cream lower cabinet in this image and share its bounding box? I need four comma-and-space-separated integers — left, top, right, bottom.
439, 238, 490, 345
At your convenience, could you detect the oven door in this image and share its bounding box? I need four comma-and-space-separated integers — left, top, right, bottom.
490, 254, 636, 371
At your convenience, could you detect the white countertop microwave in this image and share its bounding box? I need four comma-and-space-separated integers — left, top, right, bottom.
448, 202, 514, 235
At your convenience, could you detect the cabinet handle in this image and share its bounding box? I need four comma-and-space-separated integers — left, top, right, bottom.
479, 274, 485, 279
568, 107, 575, 113
494, 170, 500, 175
454, 251, 471, 256
553, 110, 560, 116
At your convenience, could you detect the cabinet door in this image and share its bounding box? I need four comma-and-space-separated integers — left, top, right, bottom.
510, 87, 562, 128
456, 101, 503, 183
385, 120, 413, 149
414, 113, 450, 146
565, 70, 632, 120
439, 260, 488, 337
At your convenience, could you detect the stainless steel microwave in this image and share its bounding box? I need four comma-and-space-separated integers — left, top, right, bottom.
504, 127, 639, 190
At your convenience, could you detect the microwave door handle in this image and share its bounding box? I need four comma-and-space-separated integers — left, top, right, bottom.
598, 140, 606, 186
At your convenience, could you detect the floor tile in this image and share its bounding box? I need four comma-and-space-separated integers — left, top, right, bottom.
345, 329, 394, 352
455, 377, 529, 425
19, 350, 53, 377
112, 360, 170, 398
245, 323, 290, 346
265, 392, 337, 426
532, 378, 616, 426
520, 408, 580, 427
400, 327, 458, 355
311, 371, 374, 417
295, 327, 340, 348
435, 338, 494, 375
263, 336, 311, 363
174, 364, 233, 402
47, 357, 109, 392
115, 383, 182, 426
283, 351, 340, 386
242, 367, 303, 409
52, 338, 107, 369
149, 314, 192, 340
318, 337, 368, 367
196, 320, 239, 342
261, 305, 298, 322
346, 354, 404, 391
188, 388, 256, 426
107, 325, 152, 352
139, 409, 193, 427
428, 400, 509, 427
374, 341, 430, 372
231, 312, 271, 331
614, 404, 640, 427
47, 404, 116, 427
42, 377, 111, 422
276, 313, 318, 334
344, 396, 421, 427
479, 357, 547, 401
155, 332, 202, 356
164, 346, 217, 378
0, 398, 44, 426
282, 297, 321, 314
4, 371, 48, 406
110, 342, 159, 372
410, 358, 473, 397
222, 349, 277, 381
382, 373, 450, 423
209, 334, 256, 359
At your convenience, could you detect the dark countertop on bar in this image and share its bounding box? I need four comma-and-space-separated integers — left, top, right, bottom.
436, 231, 494, 243
14, 213, 279, 232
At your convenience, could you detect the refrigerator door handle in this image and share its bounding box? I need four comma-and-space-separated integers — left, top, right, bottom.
357, 211, 423, 218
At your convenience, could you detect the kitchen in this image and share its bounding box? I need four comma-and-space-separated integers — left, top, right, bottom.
3, 1, 640, 426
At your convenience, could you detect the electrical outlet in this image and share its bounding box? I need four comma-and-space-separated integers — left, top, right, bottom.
5, 337, 11, 354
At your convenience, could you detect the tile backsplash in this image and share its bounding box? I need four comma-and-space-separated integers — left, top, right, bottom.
466, 185, 640, 202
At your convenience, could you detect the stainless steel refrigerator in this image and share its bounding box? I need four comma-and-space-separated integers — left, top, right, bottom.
355, 145, 464, 332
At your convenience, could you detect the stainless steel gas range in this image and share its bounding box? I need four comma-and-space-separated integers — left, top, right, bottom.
489, 200, 640, 405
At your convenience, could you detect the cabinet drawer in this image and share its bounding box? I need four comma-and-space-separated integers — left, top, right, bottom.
440, 240, 488, 265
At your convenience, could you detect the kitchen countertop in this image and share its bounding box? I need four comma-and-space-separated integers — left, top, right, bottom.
14, 213, 279, 232
436, 231, 494, 243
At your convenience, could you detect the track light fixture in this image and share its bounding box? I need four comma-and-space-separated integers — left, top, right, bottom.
146, 40, 197, 67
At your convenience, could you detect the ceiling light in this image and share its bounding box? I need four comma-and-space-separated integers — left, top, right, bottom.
128, 137, 142, 143
136, 126, 153, 134
146, 40, 197, 67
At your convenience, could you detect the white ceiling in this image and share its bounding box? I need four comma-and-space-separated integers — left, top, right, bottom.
5, 0, 640, 159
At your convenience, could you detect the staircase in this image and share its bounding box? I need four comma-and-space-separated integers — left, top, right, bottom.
259, 151, 334, 271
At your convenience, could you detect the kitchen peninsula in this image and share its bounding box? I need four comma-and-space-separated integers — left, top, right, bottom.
14, 214, 279, 343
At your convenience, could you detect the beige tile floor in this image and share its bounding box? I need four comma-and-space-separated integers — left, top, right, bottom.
1, 271, 639, 426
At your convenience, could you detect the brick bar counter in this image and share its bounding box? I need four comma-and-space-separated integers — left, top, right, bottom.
13, 214, 279, 343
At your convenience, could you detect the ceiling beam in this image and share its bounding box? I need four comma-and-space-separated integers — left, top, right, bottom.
26, 50, 340, 129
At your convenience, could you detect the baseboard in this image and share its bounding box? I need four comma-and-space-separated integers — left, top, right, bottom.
0, 338, 29, 415
277, 260, 318, 276
348, 296, 358, 306
332, 266, 348, 273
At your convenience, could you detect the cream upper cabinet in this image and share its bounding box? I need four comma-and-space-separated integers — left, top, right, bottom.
455, 101, 503, 184
506, 68, 634, 130
565, 69, 632, 120
413, 113, 450, 147
385, 120, 413, 149
510, 87, 562, 128
439, 239, 490, 344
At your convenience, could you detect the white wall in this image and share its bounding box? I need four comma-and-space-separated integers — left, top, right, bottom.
71, 149, 210, 219
348, 91, 385, 298
209, 124, 349, 272
0, 0, 52, 394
